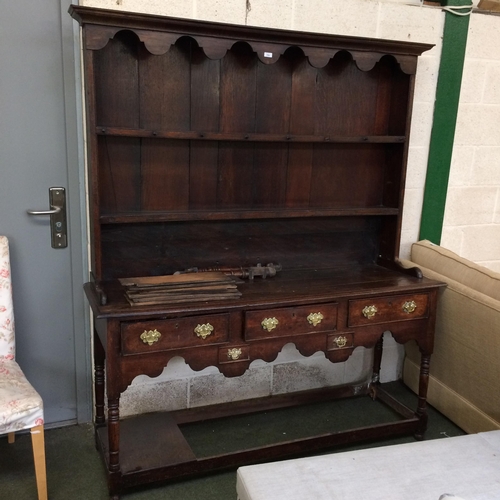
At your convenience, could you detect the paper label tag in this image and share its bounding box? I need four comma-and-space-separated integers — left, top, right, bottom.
264, 52, 273, 58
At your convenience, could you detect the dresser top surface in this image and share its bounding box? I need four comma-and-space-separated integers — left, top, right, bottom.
85, 264, 445, 320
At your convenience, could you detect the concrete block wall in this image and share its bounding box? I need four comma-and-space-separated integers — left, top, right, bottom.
81, 0, 444, 415
442, 11, 500, 273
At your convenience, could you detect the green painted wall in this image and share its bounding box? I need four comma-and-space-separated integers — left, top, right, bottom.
419, 1, 472, 243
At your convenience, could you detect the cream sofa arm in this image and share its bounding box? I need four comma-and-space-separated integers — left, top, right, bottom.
403, 240, 500, 434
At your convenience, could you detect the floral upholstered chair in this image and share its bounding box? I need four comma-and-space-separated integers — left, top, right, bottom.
0, 236, 47, 500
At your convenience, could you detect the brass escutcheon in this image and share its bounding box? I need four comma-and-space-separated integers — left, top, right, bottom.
140, 329, 161, 346
194, 323, 214, 339
402, 300, 417, 314
334, 335, 348, 348
362, 305, 378, 319
227, 348, 242, 360
307, 312, 324, 327
261, 317, 279, 332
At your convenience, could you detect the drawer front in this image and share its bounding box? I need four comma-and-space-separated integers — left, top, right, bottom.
327, 332, 354, 351
218, 345, 250, 364
245, 303, 337, 341
348, 293, 429, 327
121, 314, 229, 355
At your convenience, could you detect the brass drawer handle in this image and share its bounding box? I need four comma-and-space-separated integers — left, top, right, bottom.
227, 348, 242, 360
307, 312, 324, 327
140, 329, 161, 345
194, 323, 214, 339
334, 335, 348, 348
261, 317, 279, 332
402, 300, 417, 314
362, 305, 378, 319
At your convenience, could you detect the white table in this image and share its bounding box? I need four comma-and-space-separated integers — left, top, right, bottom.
237, 431, 500, 500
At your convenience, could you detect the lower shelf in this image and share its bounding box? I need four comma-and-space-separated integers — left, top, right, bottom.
96, 383, 424, 495
97, 412, 197, 475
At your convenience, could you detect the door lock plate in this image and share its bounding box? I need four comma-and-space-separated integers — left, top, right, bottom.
27, 187, 67, 248
49, 188, 67, 248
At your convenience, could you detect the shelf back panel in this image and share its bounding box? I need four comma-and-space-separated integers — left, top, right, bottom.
100, 217, 382, 280
93, 34, 410, 137
98, 137, 403, 214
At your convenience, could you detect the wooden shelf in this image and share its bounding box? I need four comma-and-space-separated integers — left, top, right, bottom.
99, 207, 400, 224
95, 384, 422, 490
96, 412, 197, 475
96, 126, 406, 144
90, 265, 440, 319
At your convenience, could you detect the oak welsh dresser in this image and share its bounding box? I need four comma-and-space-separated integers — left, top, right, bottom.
70, 6, 445, 498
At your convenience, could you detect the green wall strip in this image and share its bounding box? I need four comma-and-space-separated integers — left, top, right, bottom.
419, 1, 471, 244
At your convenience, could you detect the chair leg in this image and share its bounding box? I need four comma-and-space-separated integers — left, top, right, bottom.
30, 424, 48, 500
8, 432, 15, 444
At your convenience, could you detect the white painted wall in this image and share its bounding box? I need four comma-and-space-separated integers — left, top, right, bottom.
442, 11, 500, 273
80, 0, 444, 414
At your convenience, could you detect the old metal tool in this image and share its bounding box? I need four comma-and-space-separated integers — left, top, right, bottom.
175, 263, 282, 280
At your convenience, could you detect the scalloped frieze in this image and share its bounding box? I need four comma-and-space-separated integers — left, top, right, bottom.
351, 51, 417, 75
303, 47, 340, 68
351, 51, 382, 72
85, 25, 122, 50
395, 54, 418, 75
250, 41, 290, 65
194, 36, 231, 60
85, 25, 418, 74
136, 29, 179, 55
120, 363, 166, 393
85, 24, 179, 54
118, 353, 221, 393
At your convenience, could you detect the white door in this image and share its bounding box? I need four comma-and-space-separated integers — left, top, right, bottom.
0, 0, 90, 424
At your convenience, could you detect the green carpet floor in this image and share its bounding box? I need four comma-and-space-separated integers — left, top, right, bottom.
0, 381, 465, 500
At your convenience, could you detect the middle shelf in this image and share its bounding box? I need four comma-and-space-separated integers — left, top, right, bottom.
96, 126, 406, 144
99, 206, 400, 223
94, 135, 405, 216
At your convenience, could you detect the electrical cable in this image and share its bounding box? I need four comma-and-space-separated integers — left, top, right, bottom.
441, 4, 474, 16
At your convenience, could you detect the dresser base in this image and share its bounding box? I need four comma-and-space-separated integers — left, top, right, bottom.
96, 383, 423, 498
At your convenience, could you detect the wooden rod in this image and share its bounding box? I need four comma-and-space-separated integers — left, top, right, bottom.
96, 126, 406, 144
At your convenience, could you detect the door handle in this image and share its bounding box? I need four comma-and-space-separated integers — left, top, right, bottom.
27, 207, 61, 215
27, 187, 67, 248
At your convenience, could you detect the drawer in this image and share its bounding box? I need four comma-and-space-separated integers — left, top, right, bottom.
121, 313, 229, 355
245, 303, 337, 341
218, 345, 250, 364
348, 293, 429, 327
327, 332, 354, 351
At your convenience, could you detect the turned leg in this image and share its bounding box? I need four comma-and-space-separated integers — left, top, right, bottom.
31, 424, 48, 500
107, 397, 121, 499
415, 353, 431, 440
94, 330, 106, 426
108, 398, 120, 472
370, 334, 384, 399
105, 319, 123, 499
